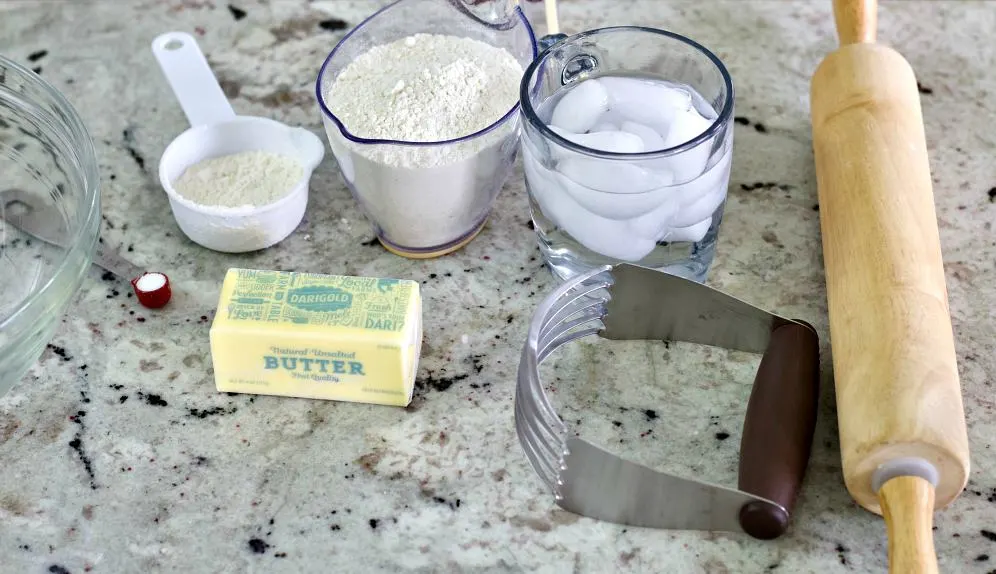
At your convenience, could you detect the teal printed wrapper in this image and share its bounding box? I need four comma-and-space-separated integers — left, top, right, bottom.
224, 269, 414, 331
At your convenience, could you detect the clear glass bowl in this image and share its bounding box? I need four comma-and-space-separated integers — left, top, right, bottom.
315, 0, 536, 258
0, 56, 100, 395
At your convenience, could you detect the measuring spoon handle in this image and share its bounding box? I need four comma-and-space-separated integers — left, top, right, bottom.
151, 31, 235, 128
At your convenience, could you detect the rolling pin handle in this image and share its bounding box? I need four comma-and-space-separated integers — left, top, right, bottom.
737, 320, 820, 540
833, 0, 877, 45
879, 476, 939, 574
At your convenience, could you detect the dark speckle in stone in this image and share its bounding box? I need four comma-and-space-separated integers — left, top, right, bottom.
227, 4, 247, 20
368, 518, 380, 529
122, 128, 146, 171
119, 395, 128, 403
745, 182, 780, 192
47, 344, 72, 361
612, 421, 622, 427
141, 393, 168, 407
643, 409, 657, 421
988, 188, 996, 203
754, 123, 767, 133
68, 427, 97, 490
319, 18, 348, 31
917, 81, 933, 95
761, 230, 784, 248
28, 49, 48, 62
48, 566, 70, 574
812, 203, 819, 211
982, 529, 996, 542
417, 371, 468, 392
247, 538, 269, 554
836, 543, 849, 566
734, 116, 750, 125
31, 66, 42, 75
715, 432, 730, 440
188, 406, 237, 418
101, 271, 115, 281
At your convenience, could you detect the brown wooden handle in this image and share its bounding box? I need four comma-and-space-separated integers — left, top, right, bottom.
879, 476, 939, 574
737, 321, 820, 540
834, 0, 877, 45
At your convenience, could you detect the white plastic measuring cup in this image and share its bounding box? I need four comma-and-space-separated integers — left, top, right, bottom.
152, 31, 325, 253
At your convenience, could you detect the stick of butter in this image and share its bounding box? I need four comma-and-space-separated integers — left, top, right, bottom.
209, 268, 422, 407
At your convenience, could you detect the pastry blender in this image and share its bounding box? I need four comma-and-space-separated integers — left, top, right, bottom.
515, 264, 820, 539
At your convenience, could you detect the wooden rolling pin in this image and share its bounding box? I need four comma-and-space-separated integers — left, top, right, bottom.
810, 0, 970, 572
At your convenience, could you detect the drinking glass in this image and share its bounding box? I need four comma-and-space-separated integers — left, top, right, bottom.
519, 26, 735, 282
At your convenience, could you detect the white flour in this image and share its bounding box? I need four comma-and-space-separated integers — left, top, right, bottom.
327, 33, 522, 147
321, 33, 525, 250
174, 151, 304, 208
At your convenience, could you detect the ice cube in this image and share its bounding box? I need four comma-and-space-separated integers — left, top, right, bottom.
573, 224, 657, 262
627, 198, 680, 240
660, 106, 715, 184
558, 157, 669, 193
662, 216, 712, 243
600, 77, 692, 137
523, 143, 572, 228
620, 121, 666, 151
669, 145, 732, 208
670, 178, 728, 228
525, 149, 657, 261
556, 200, 658, 262
669, 148, 732, 227
554, 164, 671, 220
550, 78, 610, 134
548, 126, 645, 154
594, 108, 630, 129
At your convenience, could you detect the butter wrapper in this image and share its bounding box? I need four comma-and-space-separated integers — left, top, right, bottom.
209, 268, 421, 407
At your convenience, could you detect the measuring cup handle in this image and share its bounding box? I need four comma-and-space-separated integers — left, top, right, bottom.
151, 31, 236, 128
737, 320, 820, 540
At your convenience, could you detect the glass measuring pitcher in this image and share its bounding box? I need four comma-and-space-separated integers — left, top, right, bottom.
316, 0, 537, 258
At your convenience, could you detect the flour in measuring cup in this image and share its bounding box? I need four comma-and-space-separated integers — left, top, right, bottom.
321, 33, 525, 249
173, 151, 304, 208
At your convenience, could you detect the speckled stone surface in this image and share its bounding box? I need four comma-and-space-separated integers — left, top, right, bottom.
1, 1, 994, 572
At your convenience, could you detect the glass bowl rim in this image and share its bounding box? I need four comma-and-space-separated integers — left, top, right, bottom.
519, 25, 736, 160
0, 55, 101, 330
314, 0, 538, 148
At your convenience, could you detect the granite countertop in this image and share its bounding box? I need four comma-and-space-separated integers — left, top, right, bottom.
1, 1, 994, 572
